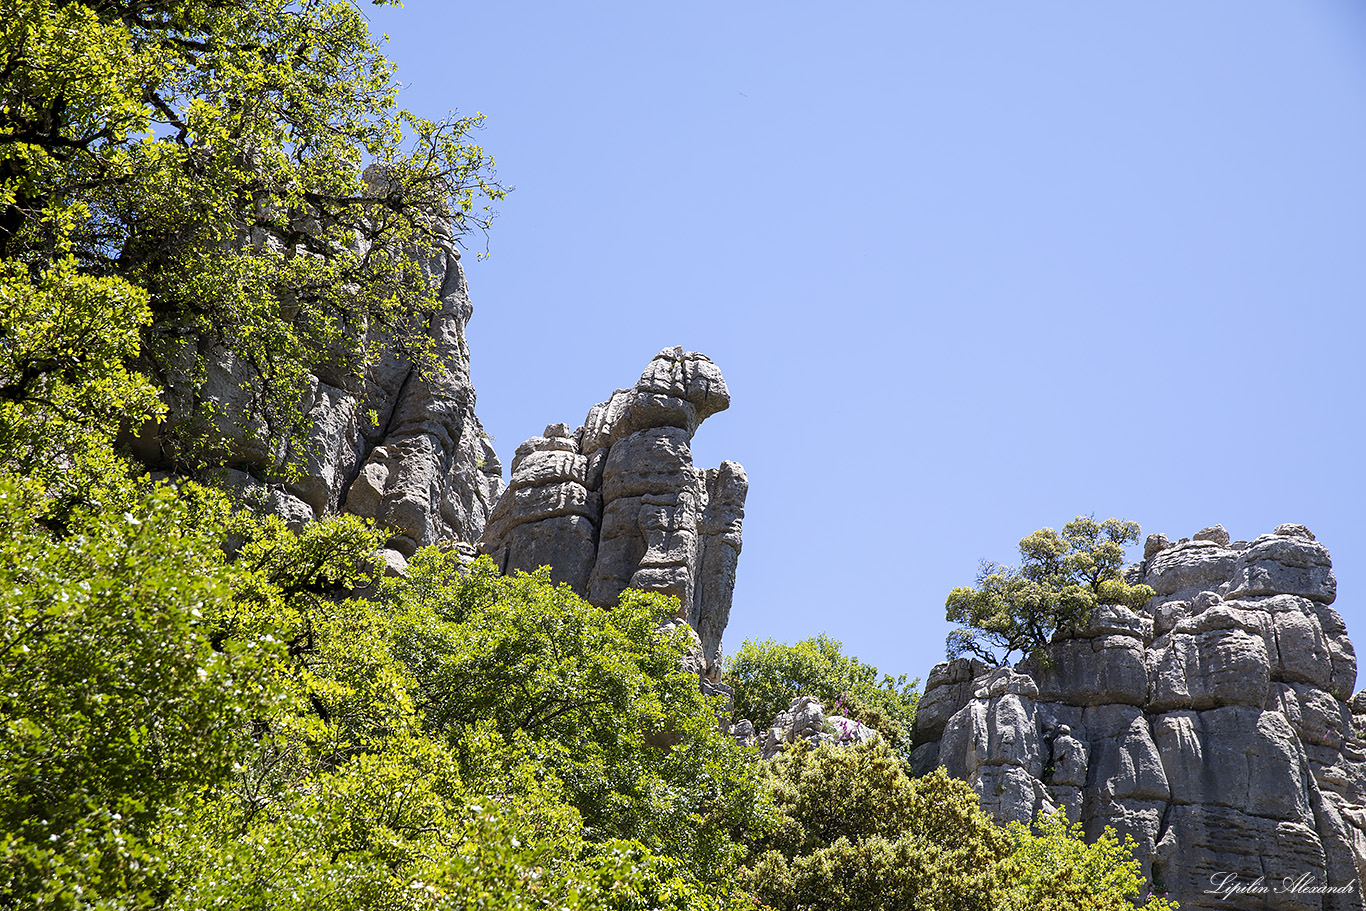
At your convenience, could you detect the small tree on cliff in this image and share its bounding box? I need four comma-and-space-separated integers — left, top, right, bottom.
945, 516, 1155, 666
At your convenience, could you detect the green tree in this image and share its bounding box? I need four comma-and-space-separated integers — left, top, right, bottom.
723, 634, 919, 760
743, 739, 1177, 911
0, 257, 164, 505
744, 740, 1007, 911
382, 554, 772, 879
0, 478, 275, 906
1, 0, 505, 472
171, 539, 771, 909
945, 517, 1155, 666
999, 810, 1178, 911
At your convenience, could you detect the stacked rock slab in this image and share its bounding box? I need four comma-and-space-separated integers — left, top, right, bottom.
140, 220, 503, 554
912, 524, 1366, 911
477, 348, 746, 683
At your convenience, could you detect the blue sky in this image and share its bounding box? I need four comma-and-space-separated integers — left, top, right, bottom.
366, 2, 1366, 689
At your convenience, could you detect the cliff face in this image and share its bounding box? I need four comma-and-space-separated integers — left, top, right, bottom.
913, 524, 1366, 911
140, 228, 505, 554
477, 348, 747, 684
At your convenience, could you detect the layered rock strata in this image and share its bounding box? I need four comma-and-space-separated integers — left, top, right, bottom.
139, 223, 503, 553
913, 524, 1366, 911
477, 348, 746, 683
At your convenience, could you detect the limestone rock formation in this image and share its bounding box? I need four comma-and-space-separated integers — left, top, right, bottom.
478, 348, 746, 683
746, 695, 879, 760
913, 524, 1366, 911
137, 223, 504, 553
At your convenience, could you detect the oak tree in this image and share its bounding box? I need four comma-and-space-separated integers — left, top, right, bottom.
945, 517, 1155, 666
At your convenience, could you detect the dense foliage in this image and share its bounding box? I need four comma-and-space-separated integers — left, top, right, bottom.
723, 634, 919, 759
999, 810, 1178, 911
0, 480, 770, 907
945, 517, 1156, 666
745, 739, 1178, 911
746, 741, 1005, 911
0, 479, 270, 905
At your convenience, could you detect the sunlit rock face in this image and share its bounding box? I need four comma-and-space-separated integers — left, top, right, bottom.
913, 524, 1366, 911
478, 348, 746, 684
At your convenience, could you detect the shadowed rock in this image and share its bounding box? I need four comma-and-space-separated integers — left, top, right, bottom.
135, 221, 503, 553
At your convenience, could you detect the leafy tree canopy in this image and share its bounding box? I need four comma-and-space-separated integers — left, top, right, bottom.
745, 740, 1178, 911
1, 475, 771, 908
723, 634, 919, 760
1, 0, 505, 480
0, 477, 276, 905
744, 740, 1008, 911
945, 517, 1156, 666
999, 810, 1178, 911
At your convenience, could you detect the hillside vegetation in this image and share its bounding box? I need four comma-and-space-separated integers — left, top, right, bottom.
1, 2, 1174, 908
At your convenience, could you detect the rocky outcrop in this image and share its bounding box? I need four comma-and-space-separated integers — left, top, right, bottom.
137, 223, 503, 553
477, 348, 746, 683
913, 524, 1366, 911
744, 695, 879, 760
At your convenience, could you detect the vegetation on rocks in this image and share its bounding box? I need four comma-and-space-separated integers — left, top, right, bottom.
723, 633, 920, 760
1, 484, 770, 907
745, 739, 1178, 911
1, 0, 505, 468
945, 516, 1156, 665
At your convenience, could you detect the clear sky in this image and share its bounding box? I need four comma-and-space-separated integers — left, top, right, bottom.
365, 2, 1366, 691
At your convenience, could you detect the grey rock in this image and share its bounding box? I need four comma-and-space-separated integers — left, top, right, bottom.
1154, 805, 1326, 911
479, 349, 745, 682
970, 764, 1051, 825
1146, 608, 1271, 712
659, 619, 706, 678
1023, 634, 1148, 707
1230, 534, 1337, 605
1194, 524, 1231, 547
1046, 725, 1089, 787
378, 548, 409, 578
756, 695, 882, 760
760, 695, 828, 760
1078, 603, 1152, 640
827, 715, 879, 747
215, 468, 317, 531
910, 741, 941, 777
913, 658, 991, 746
917, 525, 1366, 909
1145, 532, 1172, 561
1144, 539, 1238, 599
1079, 704, 1169, 803
148, 235, 503, 554
1153, 599, 1190, 638
937, 674, 1047, 824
